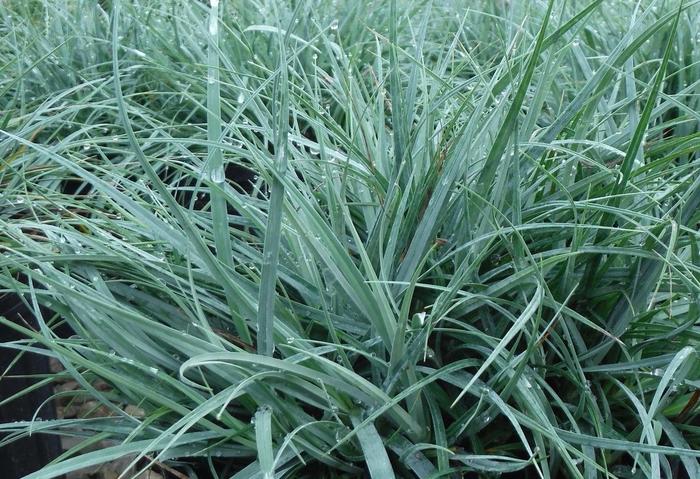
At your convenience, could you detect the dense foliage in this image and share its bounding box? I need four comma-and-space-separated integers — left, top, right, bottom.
1, 0, 699, 477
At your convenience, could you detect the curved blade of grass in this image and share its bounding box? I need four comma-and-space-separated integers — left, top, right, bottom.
22, 431, 229, 479
451, 283, 544, 406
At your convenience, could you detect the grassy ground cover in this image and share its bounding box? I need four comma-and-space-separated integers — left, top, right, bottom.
1, 0, 699, 477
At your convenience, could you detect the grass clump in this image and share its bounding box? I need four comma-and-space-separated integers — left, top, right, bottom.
1, 0, 700, 477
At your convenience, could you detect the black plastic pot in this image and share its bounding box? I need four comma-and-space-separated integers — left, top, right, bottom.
0, 293, 63, 479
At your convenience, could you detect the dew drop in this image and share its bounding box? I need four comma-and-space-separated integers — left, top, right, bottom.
209, 166, 225, 183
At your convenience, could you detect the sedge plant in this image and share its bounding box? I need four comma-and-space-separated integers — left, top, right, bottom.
1, 0, 699, 478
